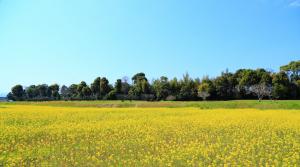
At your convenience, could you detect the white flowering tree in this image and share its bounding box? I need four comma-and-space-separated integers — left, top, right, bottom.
248, 83, 272, 101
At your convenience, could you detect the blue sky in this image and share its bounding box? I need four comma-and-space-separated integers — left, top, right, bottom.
0, 0, 300, 95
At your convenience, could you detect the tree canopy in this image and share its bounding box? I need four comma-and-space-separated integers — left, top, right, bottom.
7, 61, 300, 101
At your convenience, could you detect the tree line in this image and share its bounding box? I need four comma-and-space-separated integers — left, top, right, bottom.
7, 61, 300, 101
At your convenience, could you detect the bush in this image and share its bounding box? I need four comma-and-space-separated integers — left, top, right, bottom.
104, 90, 117, 100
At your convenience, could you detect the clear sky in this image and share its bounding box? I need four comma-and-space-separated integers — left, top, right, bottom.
0, 0, 300, 95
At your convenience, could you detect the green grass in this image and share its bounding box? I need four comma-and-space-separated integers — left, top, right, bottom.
1, 100, 300, 109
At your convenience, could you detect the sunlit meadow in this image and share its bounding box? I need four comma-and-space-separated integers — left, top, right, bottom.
1, 104, 300, 166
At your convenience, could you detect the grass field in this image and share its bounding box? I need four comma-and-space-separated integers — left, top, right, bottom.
1, 101, 300, 166
2, 100, 300, 109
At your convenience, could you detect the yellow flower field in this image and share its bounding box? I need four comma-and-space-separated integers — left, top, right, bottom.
1, 105, 300, 166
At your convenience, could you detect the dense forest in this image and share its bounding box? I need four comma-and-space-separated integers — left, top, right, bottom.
7, 61, 300, 101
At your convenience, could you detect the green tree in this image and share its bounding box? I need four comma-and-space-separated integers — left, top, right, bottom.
7, 92, 14, 101
82, 87, 92, 99
200, 76, 216, 99
169, 77, 181, 98
152, 76, 170, 100
36, 84, 50, 99
91, 77, 101, 99
272, 72, 290, 99
49, 84, 60, 100
256, 69, 272, 85
68, 84, 78, 99
11, 85, 25, 101
237, 69, 260, 87
294, 80, 300, 99
198, 82, 210, 100
214, 71, 236, 100
132, 73, 147, 84
130, 73, 150, 98
178, 73, 197, 100
100, 77, 111, 97
60, 85, 70, 100
280, 61, 300, 98
280, 60, 300, 81
234, 69, 271, 99
115, 79, 122, 94
6, 61, 300, 101
105, 90, 117, 100
140, 80, 150, 94
25, 85, 38, 100
121, 79, 131, 95
77, 81, 87, 98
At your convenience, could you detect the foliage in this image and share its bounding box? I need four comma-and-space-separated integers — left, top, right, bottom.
272, 72, 290, 99
91, 77, 101, 99
280, 60, 300, 81
248, 83, 272, 101
114, 79, 122, 94
152, 76, 170, 100
10, 85, 24, 101
7, 60, 300, 101
197, 83, 210, 100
